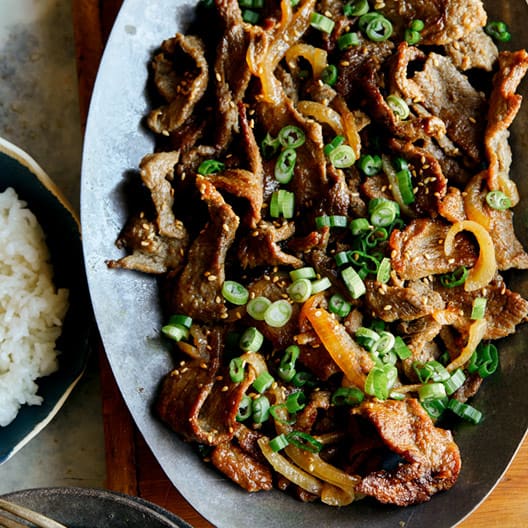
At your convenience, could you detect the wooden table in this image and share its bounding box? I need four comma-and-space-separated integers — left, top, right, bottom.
71, 2, 528, 526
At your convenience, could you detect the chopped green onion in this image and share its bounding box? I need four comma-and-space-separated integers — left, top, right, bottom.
363, 14, 393, 42
414, 360, 450, 383
337, 32, 360, 50
396, 169, 415, 204
410, 19, 425, 32
247, 296, 272, 320
286, 431, 323, 453
236, 394, 253, 421
261, 133, 280, 160
167, 314, 193, 329
358, 12, 382, 31
468, 343, 499, 378
365, 364, 397, 400
290, 267, 317, 281
292, 371, 316, 388
343, 0, 369, 17
349, 217, 371, 235
334, 250, 351, 267
471, 297, 487, 320
404, 29, 420, 44
264, 299, 293, 327
229, 357, 246, 383
252, 395, 271, 423
269, 404, 296, 425
278, 345, 300, 382
321, 64, 338, 86
242, 8, 260, 24
197, 159, 225, 175
310, 12, 335, 34
342, 266, 366, 298
486, 190, 512, 210
278, 125, 306, 149
439, 266, 468, 288
315, 214, 348, 228
392, 157, 408, 172
287, 278, 312, 303
373, 331, 395, 355
331, 386, 364, 406
253, 371, 275, 393
161, 323, 189, 342
278, 189, 295, 218
286, 391, 306, 413
323, 136, 346, 157
421, 397, 448, 420
369, 198, 399, 227
310, 277, 332, 294
444, 369, 466, 395
376, 257, 391, 284
358, 154, 383, 176
448, 399, 482, 424
328, 144, 356, 168
356, 326, 381, 351
274, 147, 297, 183
418, 382, 447, 401
393, 336, 412, 360
222, 280, 249, 305
485, 21, 511, 43
270, 191, 280, 218
328, 293, 352, 318
239, 326, 264, 352
269, 433, 289, 452
387, 95, 410, 120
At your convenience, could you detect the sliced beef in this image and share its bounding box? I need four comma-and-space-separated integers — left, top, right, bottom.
488, 208, 528, 270
107, 214, 188, 274
435, 277, 528, 340
156, 327, 253, 445
398, 52, 486, 163
211, 442, 273, 492
438, 187, 466, 224
238, 221, 303, 269
390, 219, 478, 281
379, 0, 486, 45
444, 28, 498, 72
364, 279, 445, 323
147, 34, 208, 135
298, 344, 340, 381
356, 398, 461, 506
172, 177, 239, 321
485, 50, 528, 200
294, 390, 332, 433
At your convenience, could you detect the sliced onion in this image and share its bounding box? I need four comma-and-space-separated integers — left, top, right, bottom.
258, 437, 324, 496
297, 100, 344, 136
443, 220, 497, 292
447, 318, 487, 372
285, 43, 328, 79
302, 295, 367, 388
381, 155, 414, 218
463, 172, 491, 229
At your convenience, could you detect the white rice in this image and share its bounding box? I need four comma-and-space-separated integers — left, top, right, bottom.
0, 187, 69, 427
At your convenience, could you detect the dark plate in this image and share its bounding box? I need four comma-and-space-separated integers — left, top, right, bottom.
0, 137, 91, 464
0, 487, 192, 528
81, 1, 528, 527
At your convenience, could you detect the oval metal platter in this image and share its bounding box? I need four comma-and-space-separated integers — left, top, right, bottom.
81, 1, 528, 527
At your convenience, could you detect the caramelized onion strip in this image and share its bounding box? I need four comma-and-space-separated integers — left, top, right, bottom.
285, 43, 328, 79
447, 318, 487, 372
297, 101, 344, 136
464, 172, 491, 229
443, 220, 497, 292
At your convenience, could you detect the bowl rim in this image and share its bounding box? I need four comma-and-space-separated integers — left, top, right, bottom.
0, 136, 85, 464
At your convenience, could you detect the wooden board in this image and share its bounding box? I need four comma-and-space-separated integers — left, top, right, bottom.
71, 2, 528, 526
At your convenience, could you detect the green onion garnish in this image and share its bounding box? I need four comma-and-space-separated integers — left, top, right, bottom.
369, 198, 400, 227
323, 135, 346, 156
343, 0, 369, 17
310, 12, 335, 34
287, 278, 312, 303
252, 371, 275, 393
292, 371, 316, 388
342, 266, 366, 298
421, 397, 448, 420
247, 296, 272, 320
418, 382, 447, 401
236, 394, 253, 421
261, 132, 280, 160
242, 8, 260, 24
448, 399, 483, 424
414, 360, 450, 383
328, 144, 356, 168
468, 342, 499, 378
286, 390, 306, 413
166, 314, 193, 329
439, 266, 468, 288
410, 19, 425, 31
290, 267, 317, 281
315, 214, 348, 228
222, 280, 249, 305
396, 168, 415, 204
278, 345, 300, 382
356, 326, 381, 351
337, 32, 360, 50
197, 159, 225, 175
274, 147, 297, 183
365, 364, 397, 400
386, 95, 410, 120
310, 277, 332, 294
270, 190, 295, 218
328, 293, 352, 318
264, 299, 293, 327
358, 154, 382, 176
321, 64, 338, 86
444, 369, 466, 395
239, 326, 264, 352
331, 386, 364, 406
404, 29, 420, 44
229, 357, 246, 383
161, 323, 189, 342
485, 20, 511, 43
252, 395, 270, 423
471, 297, 487, 320
349, 217, 371, 235
286, 431, 323, 453
376, 257, 391, 284
393, 336, 412, 360
269, 433, 289, 452
278, 125, 306, 149
360, 13, 393, 42
485, 190, 512, 210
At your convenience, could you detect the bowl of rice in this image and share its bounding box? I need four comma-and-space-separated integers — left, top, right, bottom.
0, 136, 90, 464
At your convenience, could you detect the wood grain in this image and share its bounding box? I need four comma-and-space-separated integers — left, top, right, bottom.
71, 1, 528, 526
